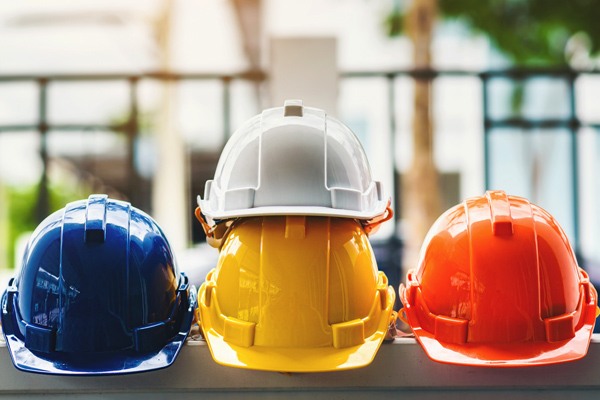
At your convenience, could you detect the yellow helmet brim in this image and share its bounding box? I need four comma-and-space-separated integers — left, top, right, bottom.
198, 284, 396, 372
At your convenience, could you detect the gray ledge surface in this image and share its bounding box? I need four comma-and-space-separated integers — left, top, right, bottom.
0, 335, 600, 399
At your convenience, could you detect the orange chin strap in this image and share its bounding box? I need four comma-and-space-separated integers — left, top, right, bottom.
361, 200, 394, 236
194, 206, 215, 238
194, 206, 234, 249
196, 200, 394, 244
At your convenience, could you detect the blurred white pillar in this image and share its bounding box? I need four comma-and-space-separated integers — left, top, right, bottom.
152, 85, 188, 252
152, 0, 188, 252
269, 37, 338, 113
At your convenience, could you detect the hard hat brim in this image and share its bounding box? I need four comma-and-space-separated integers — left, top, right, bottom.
400, 285, 598, 367
411, 325, 595, 367
1, 289, 197, 375
198, 285, 396, 372
2, 332, 187, 375
198, 200, 389, 221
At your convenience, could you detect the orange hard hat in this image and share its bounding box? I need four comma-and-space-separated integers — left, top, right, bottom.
400, 190, 598, 367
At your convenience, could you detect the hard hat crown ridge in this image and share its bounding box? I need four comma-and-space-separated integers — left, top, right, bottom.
1, 194, 197, 375
199, 99, 387, 220
400, 190, 598, 367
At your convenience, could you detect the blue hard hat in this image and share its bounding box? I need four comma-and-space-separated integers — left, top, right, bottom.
1, 194, 197, 375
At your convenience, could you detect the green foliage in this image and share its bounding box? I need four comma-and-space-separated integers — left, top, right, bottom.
386, 0, 600, 65
440, 0, 600, 65
510, 81, 526, 113
385, 6, 404, 37
4, 181, 88, 269
4, 187, 34, 269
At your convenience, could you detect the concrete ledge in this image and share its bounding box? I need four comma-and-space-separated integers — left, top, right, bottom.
0, 335, 600, 398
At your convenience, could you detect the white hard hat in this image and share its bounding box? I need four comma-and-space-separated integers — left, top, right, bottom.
199, 100, 387, 220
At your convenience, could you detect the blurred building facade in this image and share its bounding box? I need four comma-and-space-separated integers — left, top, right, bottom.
0, 0, 599, 283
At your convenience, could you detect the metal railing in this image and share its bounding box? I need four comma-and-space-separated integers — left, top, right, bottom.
1, 68, 599, 258
343, 67, 600, 259
0, 70, 265, 219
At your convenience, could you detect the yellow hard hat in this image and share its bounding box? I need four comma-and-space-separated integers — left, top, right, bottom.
197, 215, 395, 372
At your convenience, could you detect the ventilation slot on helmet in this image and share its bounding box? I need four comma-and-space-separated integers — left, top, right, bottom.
486, 190, 514, 236
283, 99, 303, 117
85, 194, 109, 243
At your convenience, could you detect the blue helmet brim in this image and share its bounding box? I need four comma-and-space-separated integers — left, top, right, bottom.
1, 287, 197, 376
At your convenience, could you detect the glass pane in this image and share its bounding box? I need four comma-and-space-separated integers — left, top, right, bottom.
433, 76, 484, 200
578, 128, 600, 278
576, 74, 600, 124
487, 77, 570, 120
0, 131, 41, 185
48, 81, 129, 124
177, 80, 223, 150
47, 129, 128, 199
488, 128, 575, 242
339, 77, 393, 239
0, 82, 37, 125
